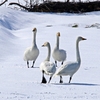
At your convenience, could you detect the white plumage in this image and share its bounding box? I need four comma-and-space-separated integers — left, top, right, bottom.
24, 28, 39, 68
40, 61, 56, 76
52, 32, 66, 66
54, 36, 86, 83
40, 42, 56, 83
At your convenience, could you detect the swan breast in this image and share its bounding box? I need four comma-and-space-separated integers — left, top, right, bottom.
52, 48, 66, 62
24, 46, 39, 61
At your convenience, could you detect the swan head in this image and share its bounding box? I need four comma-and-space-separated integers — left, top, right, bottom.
56, 32, 60, 37
33, 28, 37, 33
77, 36, 87, 42
42, 42, 49, 47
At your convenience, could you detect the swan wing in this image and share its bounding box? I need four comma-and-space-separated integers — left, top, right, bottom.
54, 61, 80, 76
24, 46, 39, 61
40, 61, 56, 75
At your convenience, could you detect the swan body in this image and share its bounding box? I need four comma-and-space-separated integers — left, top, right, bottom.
40, 61, 56, 76
52, 32, 66, 66
24, 47, 39, 61
54, 36, 86, 83
40, 42, 56, 83
24, 28, 39, 68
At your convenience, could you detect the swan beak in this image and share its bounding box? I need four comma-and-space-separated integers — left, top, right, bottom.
82, 38, 87, 40
42, 45, 44, 47
57, 32, 60, 36
33, 28, 37, 32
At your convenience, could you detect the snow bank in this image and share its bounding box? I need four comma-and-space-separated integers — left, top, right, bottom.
0, 6, 100, 100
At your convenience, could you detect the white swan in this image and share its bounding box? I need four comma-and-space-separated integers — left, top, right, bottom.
52, 32, 66, 83
23, 28, 39, 68
40, 42, 56, 83
52, 32, 66, 66
54, 36, 86, 83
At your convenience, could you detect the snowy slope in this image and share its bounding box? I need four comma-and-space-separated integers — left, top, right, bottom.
0, 6, 100, 100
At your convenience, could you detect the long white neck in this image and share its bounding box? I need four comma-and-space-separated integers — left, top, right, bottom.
45, 44, 51, 61
32, 31, 36, 47
76, 39, 81, 64
55, 36, 59, 49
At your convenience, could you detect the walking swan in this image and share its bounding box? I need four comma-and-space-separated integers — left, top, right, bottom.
40, 42, 56, 83
54, 36, 86, 83
52, 32, 66, 66
23, 28, 39, 68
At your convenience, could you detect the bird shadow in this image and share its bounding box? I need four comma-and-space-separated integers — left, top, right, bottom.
29, 67, 39, 68
52, 82, 100, 86
34, 67, 39, 68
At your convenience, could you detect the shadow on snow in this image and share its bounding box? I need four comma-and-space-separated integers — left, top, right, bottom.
52, 82, 100, 86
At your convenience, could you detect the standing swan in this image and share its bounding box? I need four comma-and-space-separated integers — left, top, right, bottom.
54, 36, 86, 83
23, 28, 39, 68
52, 32, 66, 66
40, 42, 56, 84
52, 32, 66, 83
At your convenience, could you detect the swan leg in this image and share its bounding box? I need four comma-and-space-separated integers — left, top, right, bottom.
55, 61, 57, 67
59, 76, 63, 83
61, 62, 63, 65
27, 61, 29, 68
41, 70, 47, 84
48, 75, 52, 83
31, 61, 35, 68
69, 76, 72, 83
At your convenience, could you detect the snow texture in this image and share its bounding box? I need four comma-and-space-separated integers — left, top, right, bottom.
0, 4, 100, 100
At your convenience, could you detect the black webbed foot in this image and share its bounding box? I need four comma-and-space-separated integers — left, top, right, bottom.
41, 76, 47, 84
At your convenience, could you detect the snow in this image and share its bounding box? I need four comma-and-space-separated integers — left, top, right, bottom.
0, 5, 100, 100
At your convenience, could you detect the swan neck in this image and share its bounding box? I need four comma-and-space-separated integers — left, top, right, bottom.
76, 40, 81, 64
45, 44, 51, 61
33, 31, 36, 46
56, 36, 59, 48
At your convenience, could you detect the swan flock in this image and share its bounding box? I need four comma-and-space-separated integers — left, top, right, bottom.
24, 27, 86, 84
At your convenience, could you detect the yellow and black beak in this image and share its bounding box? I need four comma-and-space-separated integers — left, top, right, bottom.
82, 37, 87, 40
42, 45, 44, 47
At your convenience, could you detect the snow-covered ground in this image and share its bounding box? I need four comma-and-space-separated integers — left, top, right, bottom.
0, 5, 100, 100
